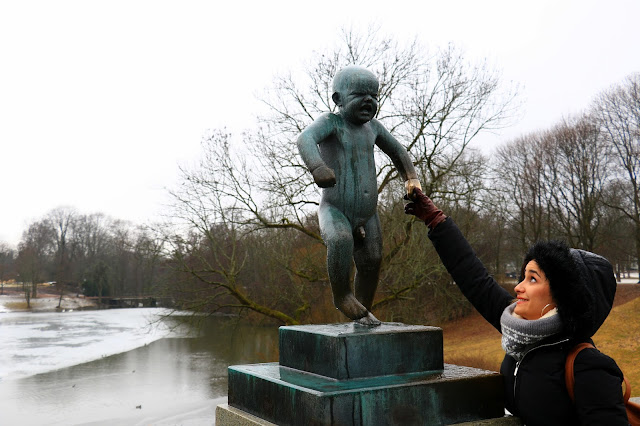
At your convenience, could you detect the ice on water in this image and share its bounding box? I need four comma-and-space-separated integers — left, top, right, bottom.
0, 308, 176, 380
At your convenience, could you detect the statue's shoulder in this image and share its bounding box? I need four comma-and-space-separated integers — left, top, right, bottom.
368, 117, 384, 130
368, 118, 394, 139
309, 112, 341, 128
322, 112, 342, 123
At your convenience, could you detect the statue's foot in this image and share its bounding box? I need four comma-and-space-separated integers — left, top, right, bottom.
335, 293, 368, 320
355, 312, 381, 327
335, 293, 381, 326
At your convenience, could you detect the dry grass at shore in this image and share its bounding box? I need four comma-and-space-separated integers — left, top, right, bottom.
3, 301, 31, 310
0, 287, 97, 312
442, 285, 640, 397
593, 295, 640, 397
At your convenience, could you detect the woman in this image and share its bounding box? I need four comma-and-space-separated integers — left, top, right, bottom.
404, 188, 628, 425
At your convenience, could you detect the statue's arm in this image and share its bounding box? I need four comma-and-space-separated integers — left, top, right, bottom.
297, 113, 337, 188
372, 119, 421, 196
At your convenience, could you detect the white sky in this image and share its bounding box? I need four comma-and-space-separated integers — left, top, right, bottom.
1, 0, 639, 247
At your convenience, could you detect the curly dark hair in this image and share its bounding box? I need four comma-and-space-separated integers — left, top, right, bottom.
520, 240, 592, 337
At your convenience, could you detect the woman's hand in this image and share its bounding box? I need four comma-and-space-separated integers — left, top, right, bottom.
404, 188, 447, 229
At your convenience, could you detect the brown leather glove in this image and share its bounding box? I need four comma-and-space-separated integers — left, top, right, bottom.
404, 188, 447, 229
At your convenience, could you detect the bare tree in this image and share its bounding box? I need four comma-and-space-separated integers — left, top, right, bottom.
14, 208, 167, 303
16, 221, 55, 303
47, 207, 78, 307
593, 73, 640, 274
494, 132, 552, 251
109, 220, 133, 297
493, 114, 611, 255
597, 182, 637, 279
166, 27, 519, 323
253, 28, 519, 232
132, 227, 164, 296
73, 212, 112, 295
0, 242, 15, 295
544, 116, 610, 250
165, 148, 301, 324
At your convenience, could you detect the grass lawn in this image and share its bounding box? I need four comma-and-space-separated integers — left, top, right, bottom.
442, 285, 640, 397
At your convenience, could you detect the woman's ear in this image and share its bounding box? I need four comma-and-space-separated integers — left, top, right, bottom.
332, 92, 341, 107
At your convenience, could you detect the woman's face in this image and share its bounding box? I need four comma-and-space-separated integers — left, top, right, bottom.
514, 260, 556, 320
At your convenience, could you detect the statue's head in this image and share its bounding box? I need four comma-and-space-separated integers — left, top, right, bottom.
332, 66, 379, 125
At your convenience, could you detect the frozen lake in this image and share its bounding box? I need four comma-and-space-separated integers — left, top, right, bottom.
0, 308, 278, 425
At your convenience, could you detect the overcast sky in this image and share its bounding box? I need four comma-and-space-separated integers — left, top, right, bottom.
1, 0, 639, 247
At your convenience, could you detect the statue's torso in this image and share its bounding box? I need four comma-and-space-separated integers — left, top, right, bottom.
318, 118, 378, 226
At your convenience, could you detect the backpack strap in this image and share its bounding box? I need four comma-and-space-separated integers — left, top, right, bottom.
565, 342, 632, 404
565, 342, 595, 401
623, 376, 632, 402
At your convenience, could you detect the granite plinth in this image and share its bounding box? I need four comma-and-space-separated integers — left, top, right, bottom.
216, 404, 522, 426
279, 322, 443, 380
220, 322, 505, 426
228, 362, 504, 426
216, 403, 277, 426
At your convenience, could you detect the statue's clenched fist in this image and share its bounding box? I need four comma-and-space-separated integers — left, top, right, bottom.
311, 165, 336, 188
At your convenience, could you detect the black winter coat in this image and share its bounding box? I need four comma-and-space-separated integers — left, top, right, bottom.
428, 218, 628, 425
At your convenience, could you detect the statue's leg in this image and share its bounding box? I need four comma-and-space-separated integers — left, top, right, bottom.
353, 213, 382, 326
319, 204, 369, 321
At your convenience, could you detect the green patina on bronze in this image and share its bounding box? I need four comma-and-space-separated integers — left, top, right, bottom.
297, 66, 421, 326
228, 363, 504, 425
225, 323, 508, 425
218, 68, 511, 426
279, 323, 443, 380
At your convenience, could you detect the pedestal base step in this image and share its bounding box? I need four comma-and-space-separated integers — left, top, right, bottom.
228, 362, 504, 426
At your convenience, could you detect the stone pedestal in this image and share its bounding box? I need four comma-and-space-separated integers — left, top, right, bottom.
218, 322, 509, 425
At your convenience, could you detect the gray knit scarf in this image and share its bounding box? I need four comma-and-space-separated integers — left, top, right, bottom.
500, 302, 564, 361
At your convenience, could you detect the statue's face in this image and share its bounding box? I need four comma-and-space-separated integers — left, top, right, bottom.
338, 72, 379, 125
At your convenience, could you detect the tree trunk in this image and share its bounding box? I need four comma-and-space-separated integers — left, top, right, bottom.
635, 225, 640, 283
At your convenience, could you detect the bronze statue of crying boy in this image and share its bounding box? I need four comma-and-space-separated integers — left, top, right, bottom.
297, 66, 421, 326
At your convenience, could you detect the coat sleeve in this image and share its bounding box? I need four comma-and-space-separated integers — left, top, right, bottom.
428, 217, 514, 332
573, 348, 628, 425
